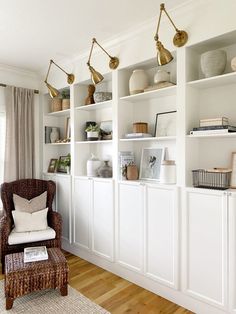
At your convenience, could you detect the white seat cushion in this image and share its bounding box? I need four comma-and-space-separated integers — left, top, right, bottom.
8, 227, 56, 245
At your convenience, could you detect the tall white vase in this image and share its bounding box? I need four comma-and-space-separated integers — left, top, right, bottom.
129, 69, 148, 95
50, 127, 59, 143
200, 49, 227, 78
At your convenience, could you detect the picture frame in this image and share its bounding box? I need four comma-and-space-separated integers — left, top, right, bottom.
154, 111, 177, 137
231, 152, 236, 188
139, 147, 165, 181
47, 159, 58, 173
65, 117, 71, 140
57, 156, 68, 173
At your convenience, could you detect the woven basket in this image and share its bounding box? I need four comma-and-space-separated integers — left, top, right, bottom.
51, 98, 62, 112
62, 99, 70, 110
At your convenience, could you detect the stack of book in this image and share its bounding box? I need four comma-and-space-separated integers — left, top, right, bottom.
190, 117, 236, 135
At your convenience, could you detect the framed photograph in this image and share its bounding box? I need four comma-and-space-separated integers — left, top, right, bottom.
65, 117, 71, 140
154, 111, 177, 137
47, 159, 58, 173
231, 152, 236, 188
57, 156, 68, 173
139, 147, 165, 181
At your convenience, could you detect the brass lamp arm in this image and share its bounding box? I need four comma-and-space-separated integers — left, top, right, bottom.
45, 60, 53, 83
51, 59, 70, 76
93, 38, 113, 59
162, 5, 179, 33
87, 39, 95, 66
154, 7, 163, 41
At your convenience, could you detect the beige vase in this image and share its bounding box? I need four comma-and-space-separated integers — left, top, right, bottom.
62, 99, 70, 110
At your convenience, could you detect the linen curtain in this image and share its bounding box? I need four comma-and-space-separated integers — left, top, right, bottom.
4, 86, 35, 181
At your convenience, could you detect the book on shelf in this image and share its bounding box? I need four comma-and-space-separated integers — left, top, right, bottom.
118, 151, 135, 180
199, 117, 229, 127
124, 133, 153, 139
24, 246, 48, 263
193, 125, 236, 131
190, 126, 236, 135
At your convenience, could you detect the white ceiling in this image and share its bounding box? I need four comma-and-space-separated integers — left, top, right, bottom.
0, 0, 186, 72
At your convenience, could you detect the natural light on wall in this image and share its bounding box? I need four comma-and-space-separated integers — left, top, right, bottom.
0, 88, 6, 208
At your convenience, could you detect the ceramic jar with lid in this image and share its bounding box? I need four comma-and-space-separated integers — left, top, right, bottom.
129, 69, 149, 95
86, 154, 101, 177
154, 70, 170, 84
160, 160, 176, 184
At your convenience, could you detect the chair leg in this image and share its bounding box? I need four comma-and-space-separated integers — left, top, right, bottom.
60, 285, 68, 296
6, 297, 14, 310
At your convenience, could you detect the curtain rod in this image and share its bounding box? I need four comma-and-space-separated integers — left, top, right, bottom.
0, 83, 39, 94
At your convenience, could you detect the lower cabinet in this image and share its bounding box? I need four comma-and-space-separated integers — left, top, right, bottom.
183, 188, 227, 309
229, 192, 236, 313
117, 181, 178, 287
73, 177, 114, 260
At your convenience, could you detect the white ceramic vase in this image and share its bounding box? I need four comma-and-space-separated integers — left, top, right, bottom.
129, 69, 148, 95
50, 127, 59, 143
200, 49, 227, 78
86, 131, 99, 141
231, 56, 236, 71
154, 70, 170, 84
87, 154, 101, 177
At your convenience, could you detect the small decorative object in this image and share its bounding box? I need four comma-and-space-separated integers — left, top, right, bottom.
129, 69, 149, 95
125, 133, 153, 139
98, 160, 113, 178
61, 90, 70, 110
50, 127, 60, 143
154, 70, 170, 84
100, 120, 112, 140
65, 117, 71, 140
84, 84, 95, 105
133, 122, 148, 133
231, 56, 236, 71
160, 160, 176, 184
85, 123, 100, 141
200, 117, 229, 127
57, 154, 71, 174
85, 121, 96, 140
192, 168, 231, 190
231, 152, 236, 188
47, 159, 58, 173
140, 147, 165, 181
119, 151, 135, 180
200, 49, 227, 78
86, 154, 101, 177
126, 163, 139, 180
155, 111, 177, 137
94, 91, 112, 103
51, 97, 62, 112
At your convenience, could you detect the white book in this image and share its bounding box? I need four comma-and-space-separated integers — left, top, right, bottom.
190, 129, 233, 135
124, 133, 153, 138
24, 246, 48, 263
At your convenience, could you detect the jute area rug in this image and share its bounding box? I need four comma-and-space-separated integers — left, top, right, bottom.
0, 280, 110, 314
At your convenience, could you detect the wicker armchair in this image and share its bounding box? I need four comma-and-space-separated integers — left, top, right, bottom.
0, 179, 62, 273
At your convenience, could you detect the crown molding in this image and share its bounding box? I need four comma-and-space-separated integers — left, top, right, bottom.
0, 63, 39, 78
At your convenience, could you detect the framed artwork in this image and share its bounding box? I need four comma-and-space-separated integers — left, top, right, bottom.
57, 156, 68, 173
65, 117, 71, 140
47, 159, 58, 173
231, 152, 236, 188
154, 111, 177, 137
139, 147, 165, 181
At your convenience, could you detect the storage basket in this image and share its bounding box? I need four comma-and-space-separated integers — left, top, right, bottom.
51, 98, 62, 112
192, 169, 232, 190
133, 122, 148, 133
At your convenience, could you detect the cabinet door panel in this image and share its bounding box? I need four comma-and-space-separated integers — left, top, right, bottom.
74, 178, 91, 250
118, 183, 143, 272
92, 180, 114, 260
56, 175, 71, 242
229, 193, 236, 312
184, 190, 227, 308
146, 185, 177, 288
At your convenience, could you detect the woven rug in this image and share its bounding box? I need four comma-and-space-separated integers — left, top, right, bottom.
0, 280, 110, 313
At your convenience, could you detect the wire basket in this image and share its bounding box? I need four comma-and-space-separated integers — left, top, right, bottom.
192, 169, 232, 190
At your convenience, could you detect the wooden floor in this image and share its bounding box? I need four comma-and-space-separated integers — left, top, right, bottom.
1, 252, 193, 314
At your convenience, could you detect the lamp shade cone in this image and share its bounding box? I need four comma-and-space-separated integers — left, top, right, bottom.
45, 82, 60, 98
156, 41, 173, 66
89, 66, 104, 84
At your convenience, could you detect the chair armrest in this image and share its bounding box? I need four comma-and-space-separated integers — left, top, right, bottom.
0, 216, 12, 251
48, 211, 62, 239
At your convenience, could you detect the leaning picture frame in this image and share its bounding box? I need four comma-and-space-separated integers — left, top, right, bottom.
231, 152, 236, 188
139, 147, 165, 181
57, 156, 68, 173
154, 110, 177, 137
47, 159, 58, 173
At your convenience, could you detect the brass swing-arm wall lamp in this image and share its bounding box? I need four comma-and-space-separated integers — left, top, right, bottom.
44, 59, 75, 98
154, 3, 188, 66
87, 38, 119, 85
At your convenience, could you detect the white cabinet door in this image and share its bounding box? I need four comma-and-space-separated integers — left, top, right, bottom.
92, 179, 114, 260
145, 185, 178, 289
56, 175, 71, 242
118, 182, 144, 272
73, 177, 91, 250
42, 174, 56, 210
229, 192, 236, 313
183, 189, 227, 309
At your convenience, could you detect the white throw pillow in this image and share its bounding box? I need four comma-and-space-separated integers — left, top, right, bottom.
12, 208, 48, 232
13, 191, 47, 213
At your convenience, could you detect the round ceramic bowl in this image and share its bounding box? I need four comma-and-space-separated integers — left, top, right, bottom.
94, 92, 112, 103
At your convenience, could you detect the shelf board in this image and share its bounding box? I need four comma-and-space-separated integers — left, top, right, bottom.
187, 133, 236, 139
75, 140, 113, 144
119, 136, 176, 142
187, 71, 236, 89
75, 100, 112, 111
45, 142, 71, 145
74, 175, 113, 181
120, 85, 176, 102
46, 109, 70, 117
